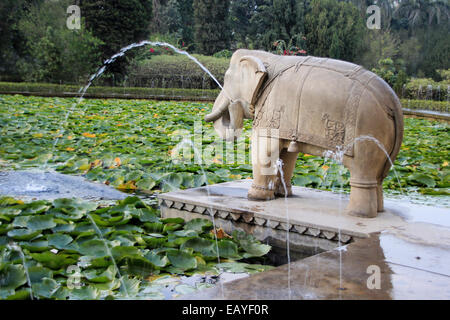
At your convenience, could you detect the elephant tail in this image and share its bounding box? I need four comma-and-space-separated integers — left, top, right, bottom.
380, 93, 404, 182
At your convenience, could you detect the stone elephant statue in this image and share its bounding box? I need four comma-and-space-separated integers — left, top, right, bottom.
204, 49, 404, 218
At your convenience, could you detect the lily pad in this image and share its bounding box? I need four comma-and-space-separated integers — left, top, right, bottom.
166, 249, 197, 271
0, 264, 27, 290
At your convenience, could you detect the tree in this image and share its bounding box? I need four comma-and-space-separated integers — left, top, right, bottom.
248, 0, 306, 50
177, 0, 195, 47
0, 0, 31, 80
80, 0, 152, 74
16, 0, 103, 83
230, 0, 263, 48
394, 0, 449, 30
359, 29, 400, 69
304, 0, 365, 61
193, 0, 231, 55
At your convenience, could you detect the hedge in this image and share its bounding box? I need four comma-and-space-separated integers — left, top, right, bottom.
126, 54, 230, 89
401, 99, 448, 113
1, 82, 448, 114
401, 78, 449, 101
0, 82, 219, 101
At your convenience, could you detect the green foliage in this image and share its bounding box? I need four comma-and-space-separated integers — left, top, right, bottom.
193, 0, 231, 55
126, 53, 229, 89
437, 69, 450, 81
304, 0, 365, 61
0, 0, 28, 80
15, 0, 103, 83
400, 99, 448, 113
414, 25, 450, 80
0, 196, 274, 300
248, 0, 305, 50
372, 58, 408, 91
403, 78, 450, 101
229, 0, 262, 48
0, 82, 220, 100
394, 0, 449, 30
80, 0, 152, 60
359, 30, 400, 70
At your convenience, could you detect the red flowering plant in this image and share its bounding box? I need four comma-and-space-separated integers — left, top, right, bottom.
272, 37, 307, 57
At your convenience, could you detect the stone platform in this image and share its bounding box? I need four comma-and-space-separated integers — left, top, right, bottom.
159, 180, 413, 250
158, 180, 450, 299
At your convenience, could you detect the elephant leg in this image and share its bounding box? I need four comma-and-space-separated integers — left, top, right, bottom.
347, 176, 378, 218
376, 182, 384, 212
275, 149, 299, 197
248, 132, 280, 201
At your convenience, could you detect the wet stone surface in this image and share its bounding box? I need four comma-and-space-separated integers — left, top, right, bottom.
0, 170, 128, 201
158, 180, 450, 300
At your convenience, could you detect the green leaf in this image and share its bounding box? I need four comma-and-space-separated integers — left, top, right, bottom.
0, 197, 24, 207
30, 252, 77, 270
217, 240, 241, 259
78, 239, 109, 258
181, 238, 217, 258
27, 215, 56, 231
293, 175, 311, 186
5, 289, 32, 300
122, 256, 158, 277
216, 262, 275, 274
32, 277, 59, 299
184, 218, 213, 233
20, 201, 51, 215
0, 264, 27, 290
407, 173, 436, 188
144, 251, 169, 268
119, 277, 140, 297
240, 241, 271, 258
47, 234, 73, 249
28, 266, 53, 283
136, 177, 156, 190
69, 286, 99, 300
7, 228, 41, 241
166, 249, 197, 271
160, 217, 185, 224
84, 265, 116, 283
12, 216, 31, 228
143, 222, 164, 233
20, 240, 49, 252
111, 246, 140, 261
0, 206, 22, 217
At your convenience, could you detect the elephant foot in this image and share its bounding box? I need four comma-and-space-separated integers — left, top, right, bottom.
248, 184, 275, 201
274, 182, 292, 197
377, 183, 384, 212
346, 185, 378, 218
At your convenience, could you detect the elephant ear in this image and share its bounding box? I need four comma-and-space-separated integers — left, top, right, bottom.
239, 56, 267, 106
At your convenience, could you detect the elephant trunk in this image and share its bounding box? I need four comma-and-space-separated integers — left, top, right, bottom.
204, 93, 230, 122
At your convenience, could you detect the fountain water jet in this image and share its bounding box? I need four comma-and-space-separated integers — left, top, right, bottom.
7, 243, 34, 300
43, 40, 232, 173
276, 158, 291, 299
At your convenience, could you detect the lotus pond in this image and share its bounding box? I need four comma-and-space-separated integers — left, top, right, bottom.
0, 94, 448, 196
0, 196, 273, 300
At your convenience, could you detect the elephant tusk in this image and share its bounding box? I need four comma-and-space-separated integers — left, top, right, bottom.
204, 98, 230, 122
